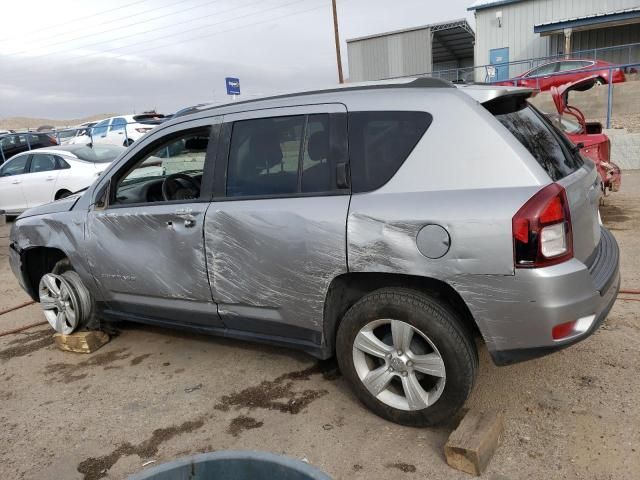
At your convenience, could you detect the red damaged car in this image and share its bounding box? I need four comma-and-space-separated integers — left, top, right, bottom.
495, 59, 626, 91
547, 76, 621, 194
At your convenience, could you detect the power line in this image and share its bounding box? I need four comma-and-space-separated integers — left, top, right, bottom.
110, 1, 331, 60
5, 0, 305, 65
0, 0, 155, 42
3, 0, 316, 72
5, 0, 220, 56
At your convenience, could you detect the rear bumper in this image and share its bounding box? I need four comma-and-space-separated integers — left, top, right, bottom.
456, 227, 620, 366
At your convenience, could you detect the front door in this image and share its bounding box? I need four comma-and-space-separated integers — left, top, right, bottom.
206, 104, 350, 344
86, 117, 224, 327
489, 47, 510, 81
0, 154, 30, 213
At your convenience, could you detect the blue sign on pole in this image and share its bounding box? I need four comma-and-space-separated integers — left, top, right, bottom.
225, 77, 240, 96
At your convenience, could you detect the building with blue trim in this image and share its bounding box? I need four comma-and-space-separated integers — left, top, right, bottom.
469, 0, 640, 80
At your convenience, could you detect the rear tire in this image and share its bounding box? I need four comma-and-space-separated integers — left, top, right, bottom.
595, 77, 606, 86
336, 287, 477, 426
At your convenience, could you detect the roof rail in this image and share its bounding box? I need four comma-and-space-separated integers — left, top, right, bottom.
174, 77, 453, 118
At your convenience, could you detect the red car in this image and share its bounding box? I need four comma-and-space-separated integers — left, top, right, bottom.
495, 58, 626, 91
547, 76, 621, 194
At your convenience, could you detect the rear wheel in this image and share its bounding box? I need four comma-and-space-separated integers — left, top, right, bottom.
38, 260, 94, 334
336, 288, 477, 426
595, 77, 606, 86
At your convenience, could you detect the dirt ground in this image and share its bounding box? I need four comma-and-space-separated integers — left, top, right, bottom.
1, 173, 639, 480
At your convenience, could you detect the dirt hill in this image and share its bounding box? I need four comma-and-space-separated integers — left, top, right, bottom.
0, 113, 117, 131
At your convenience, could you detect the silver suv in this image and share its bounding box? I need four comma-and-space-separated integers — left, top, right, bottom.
9, 78, 620, 426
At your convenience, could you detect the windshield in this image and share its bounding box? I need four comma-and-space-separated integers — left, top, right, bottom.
495, 103, 583, 181
72, 144, 125, 163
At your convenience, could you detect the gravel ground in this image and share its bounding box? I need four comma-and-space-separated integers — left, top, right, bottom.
1, 173, 639, 480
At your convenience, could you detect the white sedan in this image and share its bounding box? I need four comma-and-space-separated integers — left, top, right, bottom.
0, 144, 125, 215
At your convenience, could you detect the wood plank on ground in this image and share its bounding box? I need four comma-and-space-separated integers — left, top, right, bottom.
53, 330, 110, 354
444, 409, 503, 476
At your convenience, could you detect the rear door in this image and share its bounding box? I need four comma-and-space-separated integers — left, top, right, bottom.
22, 153, 61, 207
106, 117, 128, 145
206, 104, 350, 343
91, 119, 111, 144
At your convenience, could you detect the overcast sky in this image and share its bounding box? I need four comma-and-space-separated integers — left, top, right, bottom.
0, 0, 475, 120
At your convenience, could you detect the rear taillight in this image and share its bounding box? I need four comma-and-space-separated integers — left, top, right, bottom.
512, 183, 573, 268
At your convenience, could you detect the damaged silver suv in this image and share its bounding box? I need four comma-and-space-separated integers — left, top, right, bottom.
9, 78, 619, 426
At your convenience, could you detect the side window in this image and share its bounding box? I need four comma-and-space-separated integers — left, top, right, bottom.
92, 119, 110, 137
348, 111, 433, 193
113, 127, 211, 205
56, 157, 71, 169
527, 62, 557, 77
29, 154, 57, 173
227, 115, 304, 197
110, 117, 127, 132
0, 155, 29, 176
559, 61, 580, 72
226, 113, 334, 197
29, 134, 44, 145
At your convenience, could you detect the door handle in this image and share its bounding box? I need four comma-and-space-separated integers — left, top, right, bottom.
184, 217, 196, 228
11, 180, 21, 184
46, 176, 55, 181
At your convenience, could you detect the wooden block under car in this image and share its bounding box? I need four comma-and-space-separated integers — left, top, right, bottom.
444, 409, 503, 476
53, 331, 110, 353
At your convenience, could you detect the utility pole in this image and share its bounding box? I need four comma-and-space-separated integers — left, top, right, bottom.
331, 0, 344, 83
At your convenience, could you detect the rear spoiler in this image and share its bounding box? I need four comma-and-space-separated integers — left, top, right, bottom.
455, 84, 537, 104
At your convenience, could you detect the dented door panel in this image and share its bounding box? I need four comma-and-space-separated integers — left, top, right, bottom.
205, 196, 349, 340
86, 204, 221, 325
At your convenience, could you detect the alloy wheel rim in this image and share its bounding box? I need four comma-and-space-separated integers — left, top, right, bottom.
352, 319, 446, 411
39, 273, 79, 335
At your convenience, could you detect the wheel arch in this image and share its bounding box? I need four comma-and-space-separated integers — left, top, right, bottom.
21, 246, 69, 300
323, 272, 481, 356
54, 188, 72, 200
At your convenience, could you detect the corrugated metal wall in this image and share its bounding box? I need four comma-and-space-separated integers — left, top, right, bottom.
474, 0, 640, 79
347, 28, 432, 82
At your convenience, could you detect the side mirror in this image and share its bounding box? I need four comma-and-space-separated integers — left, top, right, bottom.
576, 142, 585, 150
93, 181, 110, 210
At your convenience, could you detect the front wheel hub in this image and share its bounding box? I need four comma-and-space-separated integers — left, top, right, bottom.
38, 272, 90, 335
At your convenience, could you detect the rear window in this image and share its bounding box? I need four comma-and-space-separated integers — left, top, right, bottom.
348, 111, 432, 193
495, 103, 583, 181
